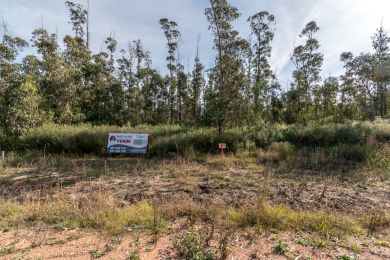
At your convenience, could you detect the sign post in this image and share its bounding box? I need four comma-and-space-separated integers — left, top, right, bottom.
219, 143, 226, 158
107, 133, 149, 155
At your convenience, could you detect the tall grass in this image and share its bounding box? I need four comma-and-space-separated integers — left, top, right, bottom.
0, 122, 388, 159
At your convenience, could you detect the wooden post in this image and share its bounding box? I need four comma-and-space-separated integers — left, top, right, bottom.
43, 144, 47, 166
219, 143, 226, 160
104, 159, 107, 174
146, 135, 152, 159
104, 134, 109, 174
1, 151, 4, 169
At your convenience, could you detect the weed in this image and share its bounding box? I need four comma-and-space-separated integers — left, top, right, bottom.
0, 246, 15, 256
273, 241, 289, 255
374, 241, 390, 247
90, 250, 105, 258
337, 254, 357, 260
127, 252, 141, 260
175, 230, 214, 260
338, 242, 362, 254
53, 219, 77, 230
129, 238, 141, 248
296, 236, 332, 249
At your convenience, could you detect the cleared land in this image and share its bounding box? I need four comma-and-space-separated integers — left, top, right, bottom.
0, 123, 389, 259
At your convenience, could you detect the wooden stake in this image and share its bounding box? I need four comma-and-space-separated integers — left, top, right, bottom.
43, 144, 47, 166
104, 159, 107, 174
1, 151, 4, 168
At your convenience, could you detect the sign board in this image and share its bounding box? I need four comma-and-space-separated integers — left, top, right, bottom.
107, 133, 149, 154
219, 143, 227, 149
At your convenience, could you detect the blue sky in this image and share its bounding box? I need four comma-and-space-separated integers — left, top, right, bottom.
1, 0, 389, 88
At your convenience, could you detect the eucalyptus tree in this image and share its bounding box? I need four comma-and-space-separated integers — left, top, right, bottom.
159, 18, 181, 123
248, 11, 276, 118
0, 30, 29, 129
190, 51, 205, 125
65, 1, 88, 43
58, 1, 92, 123
176, 68, 189, 123
2, 76, 43, 136
31, 28, 67, 119
290, 21, 324, 124
312, 76, 339, 122
205, 0, 249, 133
371, 24, 390, 117
0, 31, 28, 90
351, 53, 377, 120
339, 52, 359, 120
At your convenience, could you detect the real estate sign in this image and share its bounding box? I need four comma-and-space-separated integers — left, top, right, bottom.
107, 133, 149, 154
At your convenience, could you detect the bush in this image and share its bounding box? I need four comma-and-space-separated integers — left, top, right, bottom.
273, 241, 289, 255
325, 145, 373, 162
175, 230, 214, 260
257, 142, 295, 163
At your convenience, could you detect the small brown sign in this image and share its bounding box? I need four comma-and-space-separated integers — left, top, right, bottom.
219, 143, 226, 149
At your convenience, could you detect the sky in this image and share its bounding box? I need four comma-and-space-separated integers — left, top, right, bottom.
1, 0, 389, 88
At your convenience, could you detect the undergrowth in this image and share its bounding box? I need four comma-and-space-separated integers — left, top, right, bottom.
0, 194, 374, 238
0, 122, 388, 159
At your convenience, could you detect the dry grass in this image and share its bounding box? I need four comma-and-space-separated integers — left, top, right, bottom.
0, 193, 365, 238
161, 199, 362, 238
0, 193, 167, 236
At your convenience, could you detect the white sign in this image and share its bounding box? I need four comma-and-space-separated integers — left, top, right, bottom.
107, 133, 149, 154
219, 143, 227, 149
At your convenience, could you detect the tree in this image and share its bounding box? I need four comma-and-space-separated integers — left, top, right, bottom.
2, 76, 43, 135
248, 11, 277, 120
177, 69, 189, 123
290, 21, 324, 124
65, 1, 88, 41
351, 53, 377, 120
372, 24, 390, 117
159, 18, 181, 123
313, 76, 339, 123
339, 52, 359, 120
205, 0, 249, 134
0, 29, 29, 127
31, 28, 64, 120
190, 52, 205, 125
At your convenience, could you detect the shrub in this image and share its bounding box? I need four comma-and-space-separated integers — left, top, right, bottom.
257, 142, 295, 163
325, 145, 372, 162
127, 252, 141, 260
273, 241, 289, 255
175, 230, 214, 260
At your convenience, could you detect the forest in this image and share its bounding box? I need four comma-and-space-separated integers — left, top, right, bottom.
0, 0, 389, 137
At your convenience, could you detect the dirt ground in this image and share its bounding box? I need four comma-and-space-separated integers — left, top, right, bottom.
1, 225, 389, 259
1, 158, 389, 214
0, 157, 389, 259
